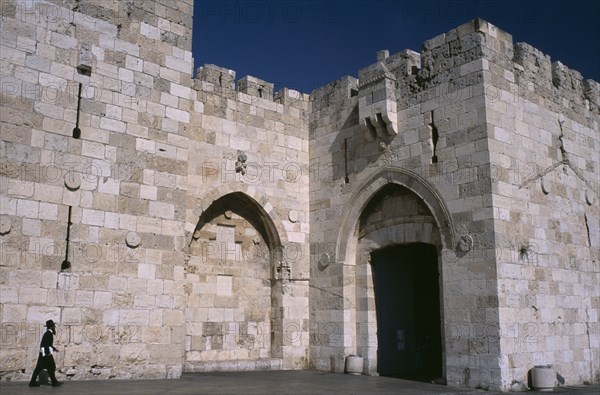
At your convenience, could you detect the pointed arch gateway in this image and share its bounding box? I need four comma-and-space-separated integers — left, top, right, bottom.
184, 191, 287, 371
336, 167, 455, 262
336, 167, 454, 380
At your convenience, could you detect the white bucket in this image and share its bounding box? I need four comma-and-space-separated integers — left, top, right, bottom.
531, 365, 555, 391
344, 355, 364, 375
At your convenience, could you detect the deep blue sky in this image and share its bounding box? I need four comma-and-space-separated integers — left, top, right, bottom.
192, 0, 600, 93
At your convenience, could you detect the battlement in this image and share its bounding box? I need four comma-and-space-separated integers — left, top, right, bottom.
309, 76, 358, 108
238, 75, 274, 99
197, 64, 236, 91
307, 18, 597, 118
308, 18, 510, 110
368, 49, 422, 79
195, 64, 308, 106
513, 42, 599, 111
194, 19, 597, 120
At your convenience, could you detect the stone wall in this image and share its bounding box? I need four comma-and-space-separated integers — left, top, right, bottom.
307, 18, 598, 391
0, 0, 312, 380
1, 0, 597, 391
308, 19, 504, 389
483, 29, 600, 388
1, 0, 194, 380
185, 64, 311, 371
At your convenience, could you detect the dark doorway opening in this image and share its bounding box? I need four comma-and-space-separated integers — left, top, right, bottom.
371, 243, 443, 382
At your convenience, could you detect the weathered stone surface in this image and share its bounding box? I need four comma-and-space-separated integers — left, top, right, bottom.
0, 2, 597, 392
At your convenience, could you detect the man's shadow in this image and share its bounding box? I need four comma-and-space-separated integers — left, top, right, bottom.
38, 371, 50, 385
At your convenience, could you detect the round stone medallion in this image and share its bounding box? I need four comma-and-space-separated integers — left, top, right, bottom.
125, 231, 141, 248
0, 217, 11, 235
288, 210, 298, 223
64, 171, 81, 191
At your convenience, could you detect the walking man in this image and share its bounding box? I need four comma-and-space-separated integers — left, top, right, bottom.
29, 319, 63, 387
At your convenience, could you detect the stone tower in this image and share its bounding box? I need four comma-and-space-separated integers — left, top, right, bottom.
0, 0, 598, 391
307, 19, 599, 389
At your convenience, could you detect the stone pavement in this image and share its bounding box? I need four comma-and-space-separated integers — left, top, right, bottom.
1, 371, 598, 395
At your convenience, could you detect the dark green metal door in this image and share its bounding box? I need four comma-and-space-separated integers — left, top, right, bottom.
371, 243, 442, 381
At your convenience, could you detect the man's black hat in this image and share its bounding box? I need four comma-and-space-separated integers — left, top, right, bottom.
45, 320, 55, 328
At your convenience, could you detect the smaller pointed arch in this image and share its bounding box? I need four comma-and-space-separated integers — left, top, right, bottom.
336, 167, 455, 263
189, 183, 289, 248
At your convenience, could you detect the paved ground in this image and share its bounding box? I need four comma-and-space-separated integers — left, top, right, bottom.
1, 371, 598, 395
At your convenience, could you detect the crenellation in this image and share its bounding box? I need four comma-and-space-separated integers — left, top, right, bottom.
384, 49, 422, 79
351, 20, 510, 113
511, 41, 599, 124
309, 76, 358, 112
195, 66, 308, 110
583, 79, 600, 114
237, 75, 274, 99
274, 88, 309, 108
196, 64, 235, 86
